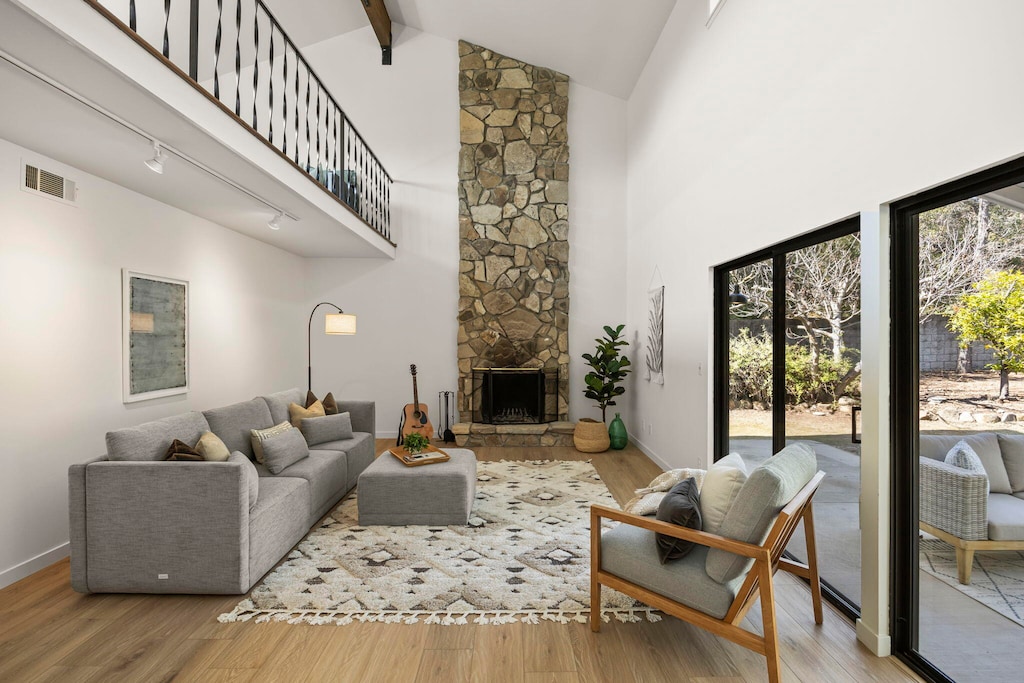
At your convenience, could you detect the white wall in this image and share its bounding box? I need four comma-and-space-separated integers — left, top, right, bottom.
625, 0, 1024, 652
0, 138, 307, 587
302, 25, 628, 435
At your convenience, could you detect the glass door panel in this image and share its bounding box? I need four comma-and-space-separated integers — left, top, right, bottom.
726, 260, 773, 461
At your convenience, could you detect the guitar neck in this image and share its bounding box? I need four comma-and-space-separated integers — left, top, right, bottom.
412, 374, 420, 409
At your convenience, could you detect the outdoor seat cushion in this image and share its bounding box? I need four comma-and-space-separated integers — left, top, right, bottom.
315, 432, 375, 490
920, 433, 1012, 494
248, 476, 310, 584
601, 523, 741, 619
996, 434, 1024, 493
987, 493, 1024, 540
255, 450, 347, 523
261, 388, 306, 426
204, 398, 275, 459
706, 442, 817, 584
106, 411, 210, 461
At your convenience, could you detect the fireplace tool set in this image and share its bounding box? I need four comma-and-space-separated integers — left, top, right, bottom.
438, 391, 456, 443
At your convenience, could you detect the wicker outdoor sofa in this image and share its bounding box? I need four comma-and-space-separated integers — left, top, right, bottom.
920, 432, 1024, 584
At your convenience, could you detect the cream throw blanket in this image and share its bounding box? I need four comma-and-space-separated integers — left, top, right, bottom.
624, 468, 707, 516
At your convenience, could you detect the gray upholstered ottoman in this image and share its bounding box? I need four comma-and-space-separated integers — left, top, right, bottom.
357, 448, 477, 525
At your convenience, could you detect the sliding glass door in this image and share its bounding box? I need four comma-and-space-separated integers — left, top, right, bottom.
714, 218, 862, 614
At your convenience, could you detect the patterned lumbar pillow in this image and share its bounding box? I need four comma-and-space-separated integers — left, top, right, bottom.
195, 431, 231, 462
301, 412, 354, 446
306, 390, 339, 415
261, 426, 311, 475
945, 439, 990, 494
655, 478, 703, 563
251, 421, 293, 464
289, 400, 325, 428
164, 439, 203, 461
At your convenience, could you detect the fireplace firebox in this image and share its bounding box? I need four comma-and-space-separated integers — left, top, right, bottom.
471, 367, 559, 424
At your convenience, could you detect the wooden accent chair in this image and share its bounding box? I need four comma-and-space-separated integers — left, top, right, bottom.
591, 445, 825, 683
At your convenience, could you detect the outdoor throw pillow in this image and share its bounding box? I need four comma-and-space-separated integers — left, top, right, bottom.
251, 421, 293, 464
945, 440, 989, 494
306, 390, 339, 415
164, 439, 203, 461
289, 400, 325, 428
261, 426, 310, 474
655, 478, 703, 563
699, 452, 748, 535
301, 412, 354, 446
195, 431, 231, 462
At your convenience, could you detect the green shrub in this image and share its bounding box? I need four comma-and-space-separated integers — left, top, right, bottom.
729, 328, 773, 403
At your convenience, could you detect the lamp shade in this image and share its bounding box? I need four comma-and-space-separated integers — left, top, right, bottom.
325, 313, 356, 335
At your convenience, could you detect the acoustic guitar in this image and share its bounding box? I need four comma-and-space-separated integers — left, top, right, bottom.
401, 364, 435, 441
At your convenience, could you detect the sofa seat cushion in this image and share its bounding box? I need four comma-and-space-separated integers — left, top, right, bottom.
204, 398, 274, 459
601, 523, 740, 619
248, 476, 310, 585
255, 451, 347, 522
987, 494, 1024, 541
920, 433, 1012, 494
315, 432, 375, 490
262, 388, 305, 426
106, 411, 210, 461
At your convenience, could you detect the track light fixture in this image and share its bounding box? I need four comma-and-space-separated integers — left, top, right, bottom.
268, 212, 283, 230
145, 142, 167, 174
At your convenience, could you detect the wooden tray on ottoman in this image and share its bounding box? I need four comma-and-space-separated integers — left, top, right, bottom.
387, 444, 451, 467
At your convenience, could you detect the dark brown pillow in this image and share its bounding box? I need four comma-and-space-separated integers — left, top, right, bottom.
655, 478, 702, 563
164, 439, 203, 461
306, 390, 339, 415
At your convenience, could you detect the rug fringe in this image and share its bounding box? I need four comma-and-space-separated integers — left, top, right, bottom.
216, 607, 662, 626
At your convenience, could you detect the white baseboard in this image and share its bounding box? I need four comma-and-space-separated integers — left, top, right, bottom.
856, 618, 892, 656
0, 542, 69, 590
378, 430, 399, 439
629, 437, 671, 472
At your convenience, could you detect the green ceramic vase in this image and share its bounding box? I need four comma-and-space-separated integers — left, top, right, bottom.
608, 413, 628, 450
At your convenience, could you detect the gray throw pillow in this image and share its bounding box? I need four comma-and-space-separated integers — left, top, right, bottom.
655, 478, 702, 563
228, 451, 259, 511
261, 427, 310, 474
945, 440, 989, 494
301, 412, 354, 446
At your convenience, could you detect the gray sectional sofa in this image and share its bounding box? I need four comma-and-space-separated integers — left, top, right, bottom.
68, 388, 375, 594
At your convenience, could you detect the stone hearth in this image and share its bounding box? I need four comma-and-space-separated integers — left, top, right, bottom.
452, 421, 575, 448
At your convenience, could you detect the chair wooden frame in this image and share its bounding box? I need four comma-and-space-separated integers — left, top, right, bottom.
591, 471, 825, 683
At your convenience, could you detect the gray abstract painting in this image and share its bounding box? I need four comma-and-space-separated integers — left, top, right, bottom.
124, 271, 188, 401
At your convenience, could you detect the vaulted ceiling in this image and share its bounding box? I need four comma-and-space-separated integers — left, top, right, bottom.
264, 0, 678, 99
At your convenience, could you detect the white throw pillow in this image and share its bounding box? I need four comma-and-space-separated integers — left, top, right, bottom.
945, 440, 989, 494
700, 452, 748, 535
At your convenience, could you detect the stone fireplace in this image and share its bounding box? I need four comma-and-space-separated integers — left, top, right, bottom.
456, 41, 571, 448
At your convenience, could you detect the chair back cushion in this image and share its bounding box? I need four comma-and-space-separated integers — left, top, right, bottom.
204, 398, 274, 459
920, 433, 1011, 494
261, 388, 306, 426
706, 442, 817, 584
996, 434, 1024, 493
700, 453, 748, 535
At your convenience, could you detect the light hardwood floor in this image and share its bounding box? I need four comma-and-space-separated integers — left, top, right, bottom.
0, 441, 921, 682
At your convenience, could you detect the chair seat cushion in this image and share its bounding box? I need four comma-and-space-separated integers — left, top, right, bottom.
987, 493, 1024, 540
601, 523, 740, 620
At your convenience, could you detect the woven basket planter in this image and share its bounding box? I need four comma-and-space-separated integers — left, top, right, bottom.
574, 418, 610, 453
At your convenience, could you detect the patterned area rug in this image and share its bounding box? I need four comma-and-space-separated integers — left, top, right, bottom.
219, 459, 656, 626
920, 539, 1024, 626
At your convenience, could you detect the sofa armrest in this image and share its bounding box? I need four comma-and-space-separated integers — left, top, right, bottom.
78, 460, 250, 594
920, 457, 988, 541
337, 400, 375, 436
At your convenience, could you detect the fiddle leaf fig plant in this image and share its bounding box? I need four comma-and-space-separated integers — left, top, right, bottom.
582, 324, 632, 422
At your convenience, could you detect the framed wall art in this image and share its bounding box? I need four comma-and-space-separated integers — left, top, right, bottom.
122, 269, 189, 403
645, 285, 665, 384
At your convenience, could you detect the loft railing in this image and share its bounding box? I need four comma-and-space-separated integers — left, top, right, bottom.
86, 0, 393, 242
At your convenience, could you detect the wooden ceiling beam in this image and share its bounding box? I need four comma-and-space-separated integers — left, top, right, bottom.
360, 0, 392, 65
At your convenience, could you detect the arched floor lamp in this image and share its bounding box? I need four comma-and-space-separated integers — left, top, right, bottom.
308, 302, 356, 393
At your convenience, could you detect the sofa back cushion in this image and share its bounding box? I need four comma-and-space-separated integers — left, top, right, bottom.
106, 411, 210, 461
997, 434, 1024, 493
261, 388, 305, 426
705, 442, 817, 584
920, 433, 1011, 494
204, 398, 274, 459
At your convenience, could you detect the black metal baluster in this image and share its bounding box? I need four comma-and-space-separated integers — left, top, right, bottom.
282, 43, 288, 157
315, 81, 321, 181
268, 23, 274, 146
305, 65, 311, 172
252, 3, 259, 131
188, 0, 199, 80
213, 0, 223, 100
129, 0, 137, 32
162, 0, 171, 58
385, 176, 390, 238
294, 57, 300, 164
234, 0, 241, 115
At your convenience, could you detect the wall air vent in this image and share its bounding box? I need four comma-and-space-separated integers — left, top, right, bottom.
21, 161, 77, 205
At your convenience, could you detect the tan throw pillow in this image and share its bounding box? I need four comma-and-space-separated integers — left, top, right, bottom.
699, 453, 748, 535
290, 400, 324, 428
195, 431, 231, 462
251, 421, 293, 464
306, 391, 339, 415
